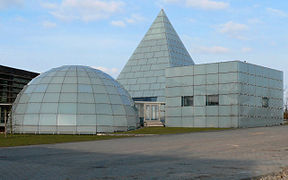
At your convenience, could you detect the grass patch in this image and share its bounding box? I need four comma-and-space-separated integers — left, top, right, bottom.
0, 134, 126, 147
115, 127, 231, 135
0, 127, 232, 147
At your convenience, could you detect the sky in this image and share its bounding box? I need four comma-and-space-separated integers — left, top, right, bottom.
0, 0, 288, 89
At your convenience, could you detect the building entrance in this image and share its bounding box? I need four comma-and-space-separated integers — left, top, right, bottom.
135, 101, 165, 127
145, 104, 159, 121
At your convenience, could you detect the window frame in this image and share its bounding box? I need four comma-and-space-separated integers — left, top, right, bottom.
206, 95, 219, 106
262, 97, 269, 108
181, 96, 194, 107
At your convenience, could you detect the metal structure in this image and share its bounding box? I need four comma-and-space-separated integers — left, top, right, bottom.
11, 65, 139, 134
0, 65, 39, 132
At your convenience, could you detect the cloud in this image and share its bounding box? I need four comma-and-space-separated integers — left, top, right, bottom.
161, 0, 229, 10
111, 14, 146, 27
0, 0, 23, 9
217, 21, 249, 40
267, 8, 288, 17
192, 46, 230, 54
125, 14, 146, 24
186, 0, 229, 10
247, 18, 262, 24
92, 66, 119, 77
111, 20, 126, 27
42, 21, 57, 28
41, 2, 58, 9
241, 47, 252, 53
42, 0, 125, 22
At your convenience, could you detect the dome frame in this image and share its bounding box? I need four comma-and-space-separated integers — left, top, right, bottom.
11, 65, 139, 134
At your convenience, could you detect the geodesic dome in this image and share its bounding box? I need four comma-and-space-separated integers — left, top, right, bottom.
11, 65, 139, 134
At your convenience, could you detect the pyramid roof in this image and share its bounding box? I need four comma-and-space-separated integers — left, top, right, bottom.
117, 9, 194, 102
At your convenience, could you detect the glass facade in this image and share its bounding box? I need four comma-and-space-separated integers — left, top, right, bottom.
0, 65, 38, 131
11, 65, 138, 134
165, 61, 283, 128
117, 9, 194, 102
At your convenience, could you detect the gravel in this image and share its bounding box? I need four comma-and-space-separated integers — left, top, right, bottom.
252, 167, 288, 180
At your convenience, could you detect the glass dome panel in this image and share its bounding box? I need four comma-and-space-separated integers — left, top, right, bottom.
11, 65, 138, 134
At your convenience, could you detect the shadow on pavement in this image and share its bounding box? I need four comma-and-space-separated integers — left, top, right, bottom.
0, 146, 257, 180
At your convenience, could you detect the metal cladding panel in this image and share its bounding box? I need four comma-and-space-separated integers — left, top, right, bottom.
193, 117, 206, 127
11, 65, 139, 134
206, 106, 219, 116
166, 97, 181, 107
182, 117, 194, 127
117, 10, 194, 101
238, 62, 283, 127
166, 107, 181, 117
165, 61, 283, 128
206, 116, 219, 127
182, 107, 194, 117
166, 117, 182, 127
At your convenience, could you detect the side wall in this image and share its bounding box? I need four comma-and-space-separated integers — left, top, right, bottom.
238, 62, 283, 127
165, 61, 240, 128
165, 61, 284, 128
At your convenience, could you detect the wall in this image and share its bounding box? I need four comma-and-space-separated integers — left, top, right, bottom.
237, 62, 283, 127
165, 61, 283, 128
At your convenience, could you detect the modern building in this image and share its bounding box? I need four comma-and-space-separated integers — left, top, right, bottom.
117, 9, 195, 126
10, 65, 138, 134
0, 65, 39, 132
8, 9, 284, 131
117, 9, 284, 127
165, 61, 283, 128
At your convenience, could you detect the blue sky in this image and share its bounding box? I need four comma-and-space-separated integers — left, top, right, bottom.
0, 0, 287, 88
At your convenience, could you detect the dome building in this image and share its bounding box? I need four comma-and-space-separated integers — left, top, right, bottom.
11, 65, 138, 134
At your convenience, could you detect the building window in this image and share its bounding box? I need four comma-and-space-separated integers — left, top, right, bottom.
262, 97, 269, 108
133, 97, 157, 102
206, 95, 219, 106
181, 96, 193, 106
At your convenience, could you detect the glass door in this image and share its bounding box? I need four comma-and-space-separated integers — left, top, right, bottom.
144, 104, 160, 121
145, 104, 151, 121
151, 105, 159, 120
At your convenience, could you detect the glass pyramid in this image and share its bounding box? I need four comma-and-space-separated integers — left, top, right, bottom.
117, 9, 195, 102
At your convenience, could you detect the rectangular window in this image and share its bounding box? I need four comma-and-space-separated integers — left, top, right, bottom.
181, 96, 194, 106
133, 97, 157, 102
206, 95, 219, 106
262, 97, 269, 108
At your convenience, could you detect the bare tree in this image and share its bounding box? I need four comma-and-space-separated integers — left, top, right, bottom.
284, 86, 288, 120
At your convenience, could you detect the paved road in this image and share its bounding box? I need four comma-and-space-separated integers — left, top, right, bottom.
1, 126, 288, 180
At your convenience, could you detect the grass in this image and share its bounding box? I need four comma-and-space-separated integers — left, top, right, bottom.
0, 127, 231, 147
115, 127, 232, 135
0, 134, 126, 147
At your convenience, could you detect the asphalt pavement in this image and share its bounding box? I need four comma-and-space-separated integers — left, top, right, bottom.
1, 126, 288, 180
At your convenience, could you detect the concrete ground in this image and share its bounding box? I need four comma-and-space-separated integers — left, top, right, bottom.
1, 126, 288, 180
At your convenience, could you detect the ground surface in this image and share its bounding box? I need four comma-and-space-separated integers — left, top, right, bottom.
1, 126, 288, 180
255, 167, 288, 180
0, 127, 229, 147
115, 127, 230, 134
0, 134, 125, 147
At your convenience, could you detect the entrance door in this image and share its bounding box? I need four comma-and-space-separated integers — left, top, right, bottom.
144, 104, 160, 121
